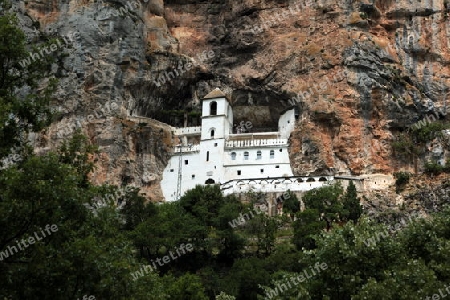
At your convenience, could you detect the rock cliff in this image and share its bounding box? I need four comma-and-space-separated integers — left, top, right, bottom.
10, 0, 450, 201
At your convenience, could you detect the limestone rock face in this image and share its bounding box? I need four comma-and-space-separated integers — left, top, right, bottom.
11, 0, 450, 201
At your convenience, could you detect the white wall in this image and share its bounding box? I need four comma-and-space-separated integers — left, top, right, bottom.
161, 96, 300, 202
161, 151, 201, 202
278, 109, 296, 139
223, 146, 293, 180
201, 117, 228, 140
361, 174, 394, 190
202, 98, 229, 117
221, 177, 335, 196
227, 104, 234, 136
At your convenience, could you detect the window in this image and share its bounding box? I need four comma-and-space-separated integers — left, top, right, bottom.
206, 151, 209, 161
237, 170, 241, 175
231, 152, 236, 160
275, 165, 279, 168
192, 175, 195, 179
270, 150, 275, 159
279, 149, 282, 152
210, 101, 217, 115
257, 151, 262, 160
244, 152, 249, 160
214, 143, 218, 147
260, 169, 264, 173
211, 129, 215, 138
184, 160, 188, 165
170, 169, 174, 172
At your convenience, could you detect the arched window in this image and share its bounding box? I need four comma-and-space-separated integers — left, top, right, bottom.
270, 150, 275, 159
211, 129, 215, 138
210, 101, 217, 115
231, 152, 236, 160
257, 151, 262, 160
244, 152, 249, 160
206, 151, 209, 162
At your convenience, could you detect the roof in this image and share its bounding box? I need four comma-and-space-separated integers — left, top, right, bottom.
203, 88, 226, 99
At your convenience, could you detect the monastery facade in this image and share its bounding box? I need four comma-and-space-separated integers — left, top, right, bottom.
160, 88, 335, 201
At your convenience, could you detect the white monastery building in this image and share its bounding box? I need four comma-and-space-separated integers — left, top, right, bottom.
160, 88, 336, 202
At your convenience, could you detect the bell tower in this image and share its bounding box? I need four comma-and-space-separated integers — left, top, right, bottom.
201, 88, 233, 140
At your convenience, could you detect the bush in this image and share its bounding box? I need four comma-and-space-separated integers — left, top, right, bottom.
393, 171, 411, 186
391, 134, 419, 157
411, 121, 450, 143
445, 158, 450, 172
393, 171, 411, 193
424, 161, 444, 175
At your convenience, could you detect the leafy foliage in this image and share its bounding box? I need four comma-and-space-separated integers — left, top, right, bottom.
281, 190, 300, 216
2, 6, 450, 299
302, 182, 344, 230
391, 133, 420, 158
293, 208, 326, 250
0, 137, 166, 299
410, 120, 450, 143
394, 171, 411, 186
424, 161, 448, 175
0, 6, 56, 160
342, 181, 363, 222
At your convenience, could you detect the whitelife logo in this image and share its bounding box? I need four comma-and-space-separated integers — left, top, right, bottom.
152, 50, 215, 87
363, 212, 425, 247
131, 243, 194, 280
0, 224, 59, 261
264, 262, 328, 299
19, 32, 80, 68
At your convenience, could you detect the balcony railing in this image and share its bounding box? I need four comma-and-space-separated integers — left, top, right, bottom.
172, 144, 200, 153
173, 127, 201, 136
225, 138, 288, 148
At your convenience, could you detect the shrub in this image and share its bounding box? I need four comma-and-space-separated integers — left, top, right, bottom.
393, 171, 411, 193
393, 171, 411, 186
411, 121, 450, 143
424, 161, 444, 175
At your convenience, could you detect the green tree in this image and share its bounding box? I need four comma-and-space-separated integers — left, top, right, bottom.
341, 181, 362, 223
178, 185, 245, 261
0, 7, 165, 299
163, 273, 209, 300
57, 131, 98, 186
244, 213, 278, 256
293, 217, 442, 299
281, 190, 300, 219
121, 187, 157, 231
0, 3, 55, 160
223, 257, 271, 299
302, 183, 344, 230
0, 138, 165, 299
293, 208, 326, 250
179, 184, 226, 228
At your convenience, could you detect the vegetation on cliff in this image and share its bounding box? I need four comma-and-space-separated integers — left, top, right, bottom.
1, 3, 450, 300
